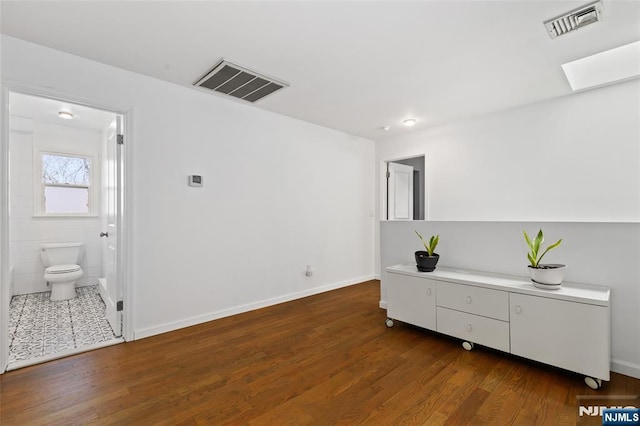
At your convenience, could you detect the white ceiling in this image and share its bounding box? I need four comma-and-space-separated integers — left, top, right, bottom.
2, 1, 639, 141
10, 92, 116, 132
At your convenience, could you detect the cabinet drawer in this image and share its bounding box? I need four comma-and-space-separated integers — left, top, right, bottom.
436, 307, 510, 352
387, 273, 436, 331
436, 281, 509, 321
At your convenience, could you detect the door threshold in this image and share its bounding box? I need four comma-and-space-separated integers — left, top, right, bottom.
5, 337, 124, 372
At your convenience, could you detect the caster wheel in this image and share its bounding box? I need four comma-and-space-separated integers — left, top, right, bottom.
462, 341, 474, 351
584, 377, 602, 390
385, 318, 394, 328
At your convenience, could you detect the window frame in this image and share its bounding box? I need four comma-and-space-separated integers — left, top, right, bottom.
34, 149, 99, 217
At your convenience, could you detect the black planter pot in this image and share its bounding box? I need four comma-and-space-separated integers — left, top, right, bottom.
415, 251, 439, 272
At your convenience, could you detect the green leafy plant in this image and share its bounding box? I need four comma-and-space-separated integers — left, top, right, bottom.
523, 229, 562, 268
415, 231, 439, 256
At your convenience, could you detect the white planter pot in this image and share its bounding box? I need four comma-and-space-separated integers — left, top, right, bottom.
528, 264, 567, 289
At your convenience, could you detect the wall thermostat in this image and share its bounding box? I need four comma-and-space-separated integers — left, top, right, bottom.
188, 175, 203, 187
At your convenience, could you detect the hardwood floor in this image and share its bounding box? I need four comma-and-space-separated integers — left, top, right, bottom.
1, 280, 638, 425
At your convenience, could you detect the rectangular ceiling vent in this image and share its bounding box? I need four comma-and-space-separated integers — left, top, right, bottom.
193, 59, 288, 103
544, 1, 603, 39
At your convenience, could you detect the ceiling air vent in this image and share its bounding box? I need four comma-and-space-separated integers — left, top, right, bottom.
193, 59, 288, 103
544, 1, 603, 39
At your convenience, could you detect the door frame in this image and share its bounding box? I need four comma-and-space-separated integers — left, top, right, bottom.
0, 83, 134, 373
379, 154, 427, 222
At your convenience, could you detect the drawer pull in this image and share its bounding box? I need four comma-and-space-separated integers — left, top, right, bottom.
466, 296, 472, 304
515, 305, 522, 314
427, 288, 432, 296
466, 323, 472, 332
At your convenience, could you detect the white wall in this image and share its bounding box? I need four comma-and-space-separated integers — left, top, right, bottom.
1, 36, 376, 339
376, 80, 640, 378
9, 118, 103, 295
377, 79, 640, 222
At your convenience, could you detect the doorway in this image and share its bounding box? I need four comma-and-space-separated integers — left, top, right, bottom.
1, 90, 128, 371
384, 155, 426, 221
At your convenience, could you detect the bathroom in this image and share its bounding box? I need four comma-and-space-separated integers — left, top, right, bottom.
6, 91, 123, 369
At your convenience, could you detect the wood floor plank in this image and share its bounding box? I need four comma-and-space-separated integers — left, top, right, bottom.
1, 280, 639, 425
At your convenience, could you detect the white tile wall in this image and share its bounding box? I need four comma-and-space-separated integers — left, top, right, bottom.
9, 121, 104, 296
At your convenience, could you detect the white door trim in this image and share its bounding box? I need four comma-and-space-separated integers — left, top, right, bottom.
0, 85, 10, 373
0, 83, 135, 373
119, 110, 135, 343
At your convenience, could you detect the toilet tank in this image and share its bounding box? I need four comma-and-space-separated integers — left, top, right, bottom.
40, 242, 85, 267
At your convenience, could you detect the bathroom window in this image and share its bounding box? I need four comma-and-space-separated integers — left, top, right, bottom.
38, 152, 93, 215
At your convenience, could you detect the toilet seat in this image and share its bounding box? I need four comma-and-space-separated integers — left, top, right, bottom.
45, 264, 81, 274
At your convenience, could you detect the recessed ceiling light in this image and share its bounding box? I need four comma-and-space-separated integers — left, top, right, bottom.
403, 118, 416, 127
379, 126, 390, 131
58, 111, 74, 120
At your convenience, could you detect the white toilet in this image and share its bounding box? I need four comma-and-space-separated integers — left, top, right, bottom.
40, 242, 84, 301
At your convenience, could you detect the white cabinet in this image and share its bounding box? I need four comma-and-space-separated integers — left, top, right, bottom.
385, 264, 611, 386
510, 293, 610, 381
386, 273, 436, 331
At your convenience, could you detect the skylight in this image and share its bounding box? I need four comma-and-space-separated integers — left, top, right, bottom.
561, 41, 640, 91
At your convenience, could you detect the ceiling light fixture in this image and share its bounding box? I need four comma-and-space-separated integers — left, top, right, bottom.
58, 111, 74, 120
379, 126, 390, 131
403, 118, 416, 127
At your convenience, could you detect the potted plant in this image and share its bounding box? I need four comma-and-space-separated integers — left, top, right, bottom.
415, 231, 439, 272
523, 229, 566, 289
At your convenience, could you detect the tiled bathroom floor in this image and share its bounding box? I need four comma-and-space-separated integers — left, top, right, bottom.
8, 285, 118, 365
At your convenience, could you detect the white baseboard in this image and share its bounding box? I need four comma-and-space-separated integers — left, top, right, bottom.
611, 358, 640, 379
97, 277, 107, 302
77, 277, 100, 287
134, 275, 376, 340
